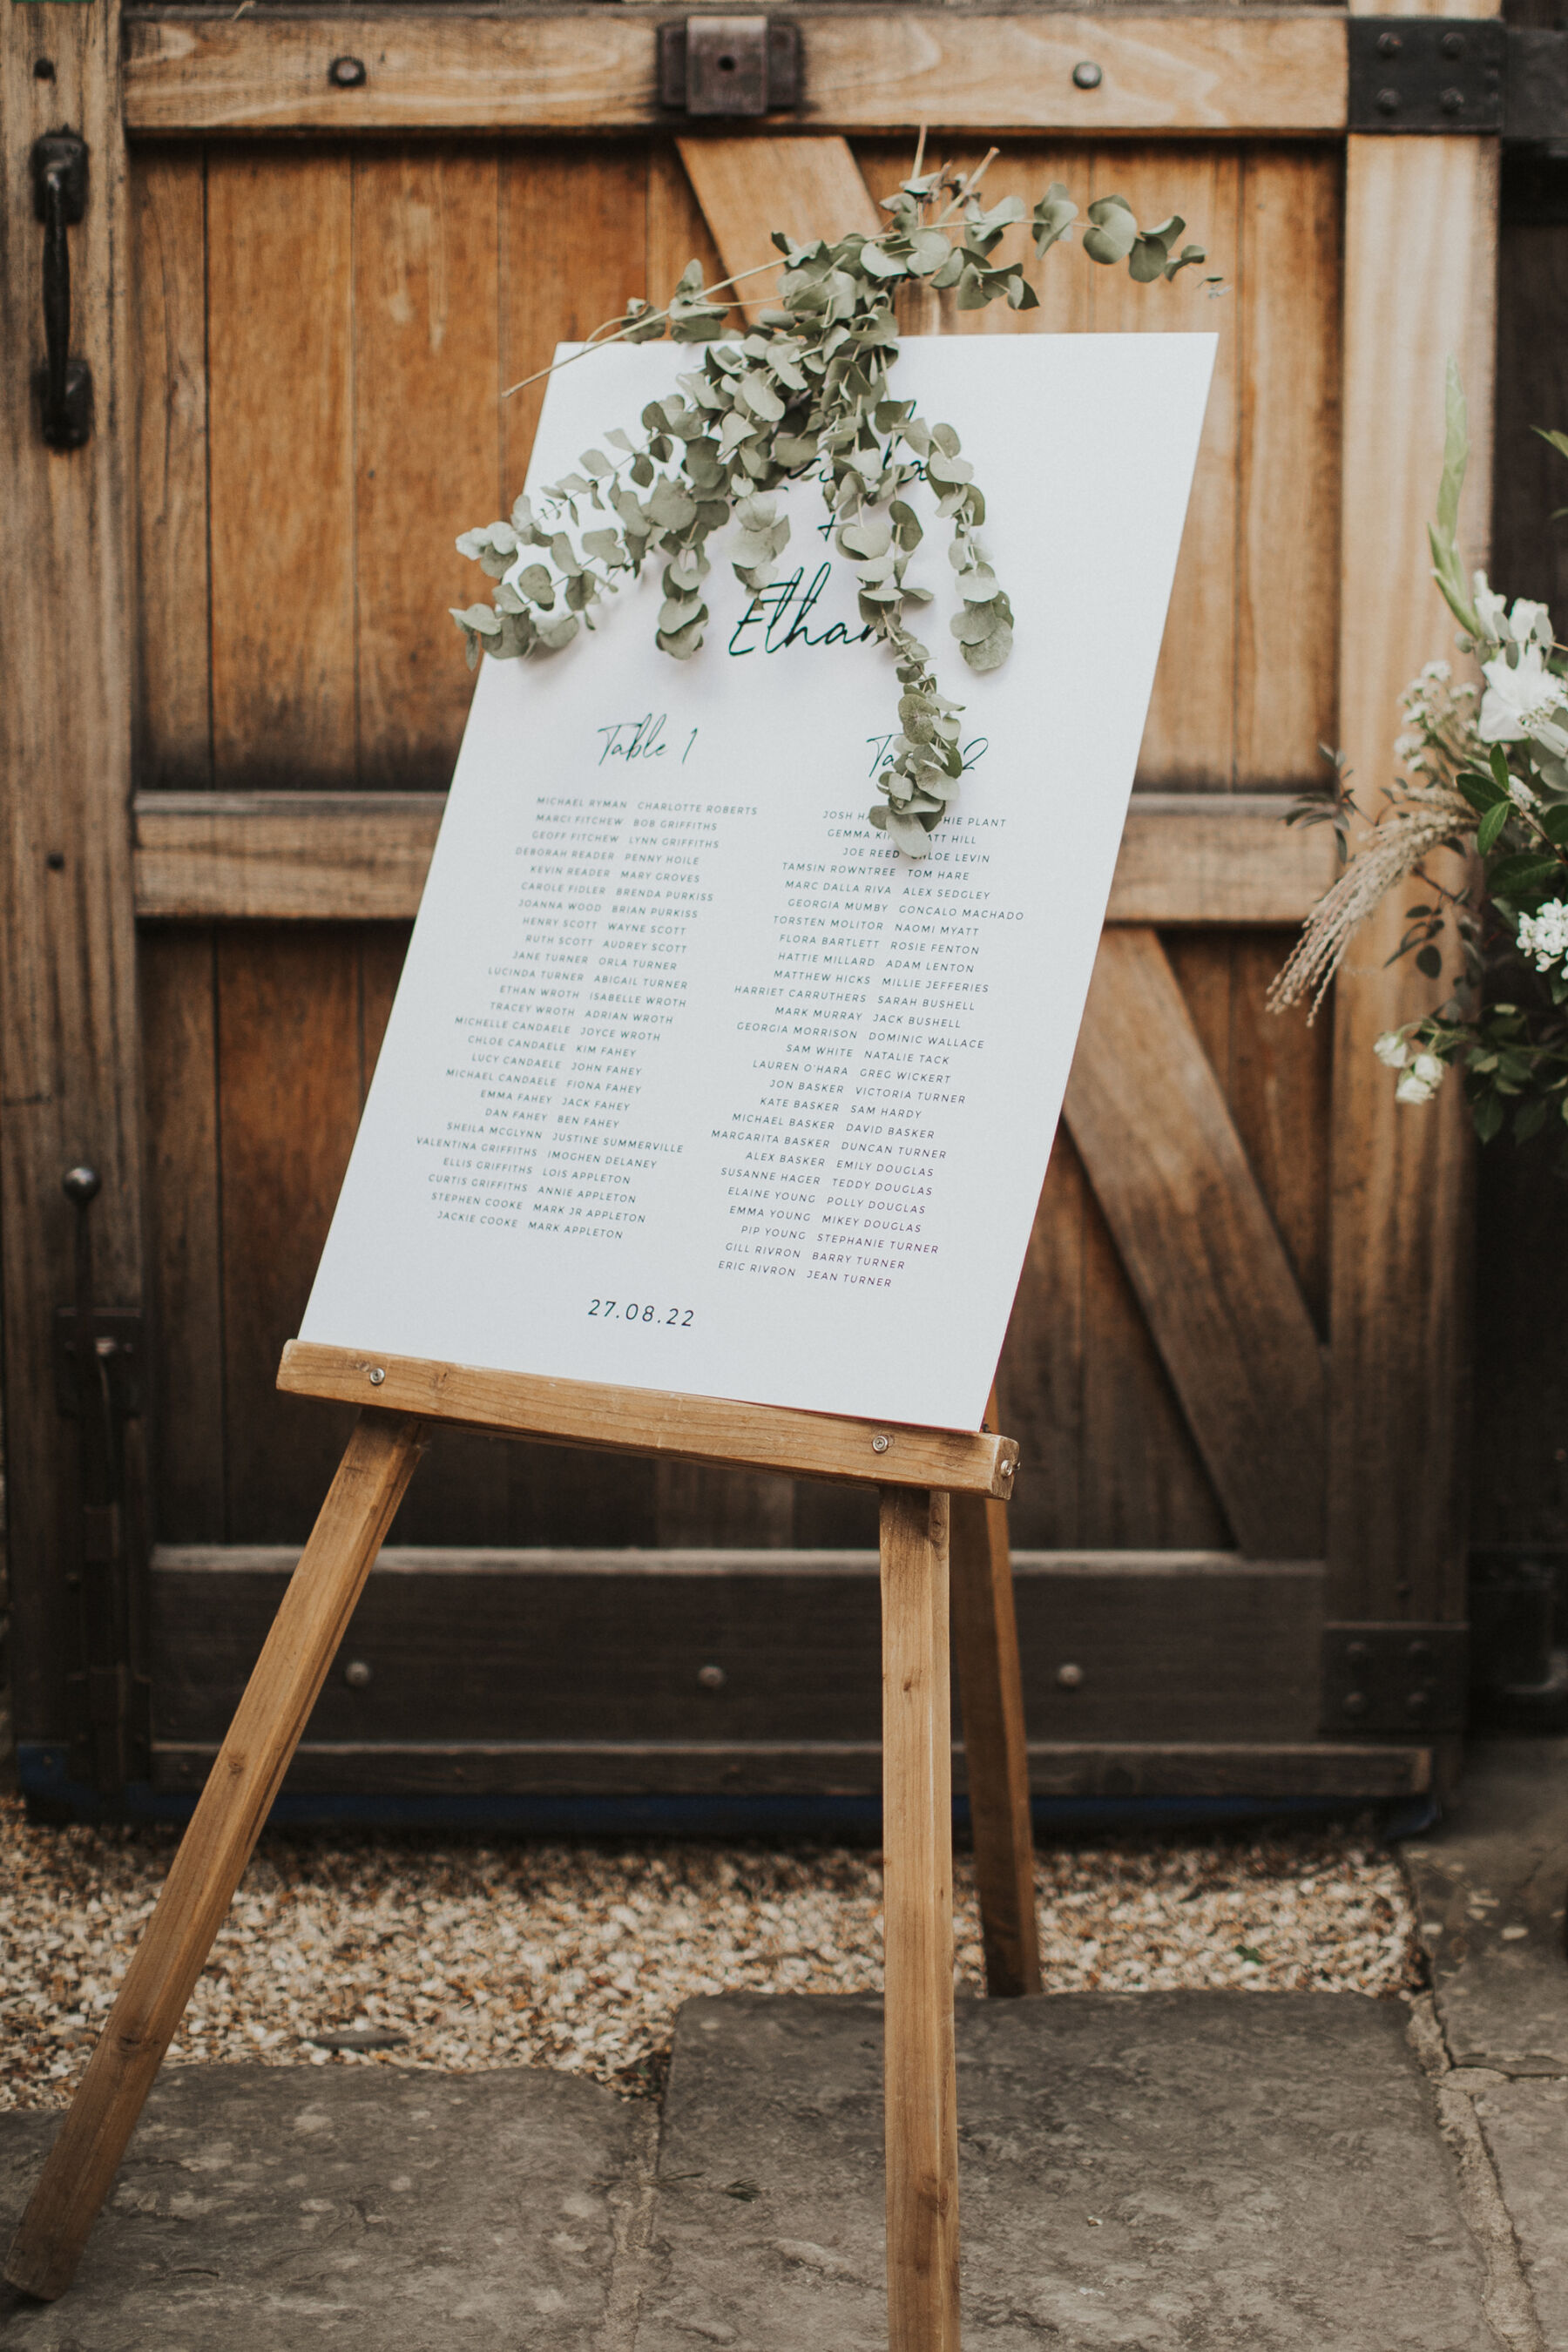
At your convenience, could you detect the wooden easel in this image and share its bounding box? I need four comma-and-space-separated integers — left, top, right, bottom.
6, 1338, 1040, 2349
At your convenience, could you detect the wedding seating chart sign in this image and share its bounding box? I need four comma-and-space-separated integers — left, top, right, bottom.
301, 333, 1213, 1431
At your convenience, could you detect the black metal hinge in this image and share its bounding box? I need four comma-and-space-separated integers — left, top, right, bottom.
1350, 20, 1568, 142
1321, 1623, 1469, 1736
659, 16, 802, 118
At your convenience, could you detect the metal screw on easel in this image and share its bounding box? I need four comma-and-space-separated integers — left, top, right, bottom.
871, 1433, 891, 1455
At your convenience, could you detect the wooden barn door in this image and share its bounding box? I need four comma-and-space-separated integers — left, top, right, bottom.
1, 2, 1493, 1810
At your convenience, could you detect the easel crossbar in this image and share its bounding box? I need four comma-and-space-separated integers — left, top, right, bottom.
276, 1341, 1019, 1497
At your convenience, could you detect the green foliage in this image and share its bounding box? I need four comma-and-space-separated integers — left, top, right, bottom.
1429, 356, 1481, 639
451, 164, 1210, 855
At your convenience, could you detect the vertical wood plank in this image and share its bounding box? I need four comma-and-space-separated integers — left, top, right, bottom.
140, 929, 225, 1540
216, 929, 363, 1538
881, 1485, 960, 2352
1089, 145, 1241, 790
994, 1139, 1085, 1549
131, 147, 211, 792
354, 147, 500, 791
1235, 146, 1341, 792
0, 0, 145, 1740
1331, 124, 1496, 1622
678, 134, 879, 319
4, 1411, 426, 2303
645, 141, 726, 332
207, 150, 355, 788
502, 143, 649, 506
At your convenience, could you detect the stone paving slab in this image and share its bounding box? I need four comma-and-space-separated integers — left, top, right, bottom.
1469, 2072, 1568, 2349
641, 1991, 1498, 2352
0, 2066, 637, 2351
1402, 1738, 1568, 2073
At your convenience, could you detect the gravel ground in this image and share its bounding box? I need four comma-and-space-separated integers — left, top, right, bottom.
0, 1798, 1419, 2112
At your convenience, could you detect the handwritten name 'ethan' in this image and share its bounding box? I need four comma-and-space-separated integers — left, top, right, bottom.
729, 565, 875, 659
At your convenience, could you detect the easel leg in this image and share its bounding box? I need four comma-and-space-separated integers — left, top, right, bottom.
950, 1396, 1041, 1997
4, 1409, 425, 2301
881, 1486, 961, 2352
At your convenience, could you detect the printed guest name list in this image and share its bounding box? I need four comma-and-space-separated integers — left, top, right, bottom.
417, 714, 1013, 1308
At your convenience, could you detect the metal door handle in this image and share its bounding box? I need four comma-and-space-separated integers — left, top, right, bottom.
31, 130, 91, 450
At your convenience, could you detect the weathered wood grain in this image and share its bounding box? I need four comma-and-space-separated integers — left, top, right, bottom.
0, 0, 145, 1744
3, 1412, 425, 2302
994, 1142, 1085, 1549
1171, 931, 1333, 1330
278, 1341, 1021, 1496
645, 138, 727, 328
1078, 1170, 1231, 1549
1236, 146, 1342, 792
218, 933, 365, 1538
146, 1544, 1326, 1747
502, 142, 648, 525
1113, 794, 1339, 921
1065, 927, 1327, 1558
147, 1734, 1429, 1801
131, 148, 211, 792
679, 133, 880, 320
206, 151, 355, 788
130, 790, 1339, 923
1090, 145, 1240, 789
133, 794, 444, 919
139, 930, 225, 1540
880, 1485, 960, 2352
355, 148, 502, 791
122, 14, 1349, 139
1330, 119, 1496, 1622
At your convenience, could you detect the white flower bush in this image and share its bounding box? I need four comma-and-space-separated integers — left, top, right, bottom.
1274, 368, 1568, 1150
1516, 900, 1568, 975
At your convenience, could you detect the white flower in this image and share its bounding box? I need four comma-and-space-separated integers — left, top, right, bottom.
1473, 574, 1508, 643
1419, 657, 1453, 686
1374, 1031, 1412, 1069
1511, 598, 1554, 649
1395, 1053, 1445, 1105
1479, 645, 1568, 743
1516, 899, 1568, 974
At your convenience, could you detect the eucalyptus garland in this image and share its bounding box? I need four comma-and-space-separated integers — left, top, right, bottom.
452, 164, 1208, 855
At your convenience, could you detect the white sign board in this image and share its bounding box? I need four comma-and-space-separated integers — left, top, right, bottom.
301, 333, 1213, 1431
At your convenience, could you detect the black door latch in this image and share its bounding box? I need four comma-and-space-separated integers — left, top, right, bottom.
31, 129, 92, 451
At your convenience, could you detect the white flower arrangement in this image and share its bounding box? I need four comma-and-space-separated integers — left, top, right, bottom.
1274, 366, 1568, 1150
